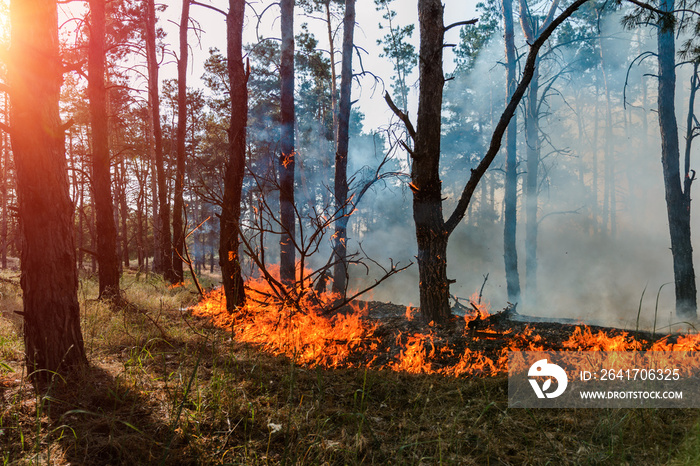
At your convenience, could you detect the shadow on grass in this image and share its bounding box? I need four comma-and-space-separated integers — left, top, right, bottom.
43, 362, 197, 465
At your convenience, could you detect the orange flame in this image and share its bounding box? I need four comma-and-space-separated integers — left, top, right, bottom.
190, 275, 700, 377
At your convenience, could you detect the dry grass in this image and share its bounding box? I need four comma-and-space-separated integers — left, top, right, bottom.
0, 269, 699, 464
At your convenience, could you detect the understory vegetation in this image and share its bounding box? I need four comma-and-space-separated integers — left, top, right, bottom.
0, 269, 699, 465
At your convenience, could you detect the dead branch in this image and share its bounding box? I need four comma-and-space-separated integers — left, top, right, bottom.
322, 260, 412, 316
384, 92, 416, 141
443, 18, 478, 33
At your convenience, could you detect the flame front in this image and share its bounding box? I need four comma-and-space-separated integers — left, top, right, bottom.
190, 278, 700, 377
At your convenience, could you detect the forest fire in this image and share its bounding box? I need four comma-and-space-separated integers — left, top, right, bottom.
190, 276, 700, 377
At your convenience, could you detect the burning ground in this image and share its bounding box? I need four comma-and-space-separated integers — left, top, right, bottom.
190, 280, 700, 378
2, 272, 700, 464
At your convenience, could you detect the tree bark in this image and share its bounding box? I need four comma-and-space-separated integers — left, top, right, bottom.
219, 0, 247, 311
412, 0, 451, 323
89, 0, 121, 300
279, 0, 296, 286
146, 0, 174, 281
172, 0, 189, 283
657, 0, 697, 319
332, 0, 356, 295
9, 0, 87, 382
502, 0, 521, 304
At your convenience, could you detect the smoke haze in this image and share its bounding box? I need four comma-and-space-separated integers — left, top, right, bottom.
340, 9, 697, 332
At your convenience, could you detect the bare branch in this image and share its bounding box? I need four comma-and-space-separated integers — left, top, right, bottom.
384, 92, 416, 141
190, 0, 227, 16
443, 18, 478, 33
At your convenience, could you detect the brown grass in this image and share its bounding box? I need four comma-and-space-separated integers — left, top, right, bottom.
0, 269, 698, 465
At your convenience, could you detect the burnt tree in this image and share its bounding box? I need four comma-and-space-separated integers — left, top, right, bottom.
219, 0, 248, 310
388, 0, 590, 323
9, 0, 87, 380
172, 0, 190, 283
502, 0, 521, 304
88, 0, 121, 300
332, 0, 357, 294
657, 0, 697, 318
279, 0, 296, 286
146, 0, 174, 281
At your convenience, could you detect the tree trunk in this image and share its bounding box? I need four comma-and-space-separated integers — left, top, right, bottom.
219, 0, 247, 311
78, 164, 85, 271
325, 0, 338, 146
332, 0, 356, 295
524, 67, 539, 307
118, 161, 130, 268
9, 0, 87, 382
599, 29, 614, 237
279, 0, 296, 286
146, 0, 173, 281
89, 0, 120, 300
149, 161, 158, 273
592, 79, 599, 235
502, 0, 521, 304
172, 0, 189, 283
412, 0, 451, 323
136, 160, 145, 270
519, 0, 559, 307
657, 0, 697, 319
1, 96, 8, 269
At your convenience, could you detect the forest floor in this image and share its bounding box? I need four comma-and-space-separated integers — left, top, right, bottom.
1, 269, 700, 465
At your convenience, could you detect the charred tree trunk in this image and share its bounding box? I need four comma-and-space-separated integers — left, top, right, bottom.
279, 0, 296, 286
657, 0, 697, 319
332, 0, 356, 295
9, 0, 87, 381
502, 0, 521, 304
146, 0, 174, 281
412, 0, 451, 323
219, 0, 247, 311
172, 0, 189, 283
89, 0, 120, 300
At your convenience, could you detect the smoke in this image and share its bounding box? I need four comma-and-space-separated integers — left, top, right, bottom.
338, 9, 699, 331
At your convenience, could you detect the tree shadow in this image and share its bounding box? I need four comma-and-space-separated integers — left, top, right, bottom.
42, 362, 197, 465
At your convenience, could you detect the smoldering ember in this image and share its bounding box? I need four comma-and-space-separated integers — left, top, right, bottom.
3, 0, 700, 464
